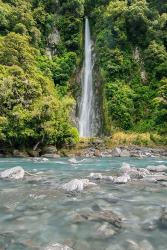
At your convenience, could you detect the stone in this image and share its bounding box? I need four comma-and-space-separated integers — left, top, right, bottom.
89, 172, 103, 180
43, 146, 57, 154
27, 150, 39, 157
120, 149, 130, 157
103, 193, 120, 204
83, 210, 122, 228
96, 222, 116, 238
94, 149, 102, 157
113, 174, 130, 184
41, 153, 60, 158
112, 147, 121, 157
44, 243, 73, 250
62, 179, 96, 192
12, 150, 28, 157
126, 240, 140, 250
68, 158, 78, 164
120, 163, 150, 179
0, 166, 25, 180
102, 175, 114, 181
146, 165, 167, 172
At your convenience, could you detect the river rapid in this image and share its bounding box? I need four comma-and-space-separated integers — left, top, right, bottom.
0, 157, 167, 250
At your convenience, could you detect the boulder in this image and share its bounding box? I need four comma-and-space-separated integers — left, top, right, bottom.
12, 150, 28, 157
120, 149, 130, 157
83, 210, 122, 228
68, 158, 78, 164
0, 166, 25, 180
102, 193, 120, 204
89, 173, 103, 180
146, 165, 167, 172
43, 146, 57, 154
113, 174, 130, 184
112, 147, 121, 157
94, 149, 102, 157
62, 179, 96, 192
96, 222, 116, 238
102, 175, 114, 181
120, 163, 150, 179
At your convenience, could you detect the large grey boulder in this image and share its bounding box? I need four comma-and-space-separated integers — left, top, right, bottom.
120, 163, 150, 179
0, 166, 25, 180
62, 179, 96, 192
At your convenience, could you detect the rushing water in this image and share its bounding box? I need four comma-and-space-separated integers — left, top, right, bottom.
0, 157, 167, 250
79, 17, 94, 137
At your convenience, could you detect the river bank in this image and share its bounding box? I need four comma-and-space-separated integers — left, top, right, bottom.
0, 145, 166, 159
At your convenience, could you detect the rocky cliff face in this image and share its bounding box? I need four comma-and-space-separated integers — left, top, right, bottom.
46, 28, 61, 59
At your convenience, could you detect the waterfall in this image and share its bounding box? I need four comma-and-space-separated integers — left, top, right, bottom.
79, 17, 94, 137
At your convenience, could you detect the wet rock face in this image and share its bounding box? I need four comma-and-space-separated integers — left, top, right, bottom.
46, 28, 61, 59
0, 166, 25, 180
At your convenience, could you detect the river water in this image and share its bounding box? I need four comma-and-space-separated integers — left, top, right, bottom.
0, 157, 167, 250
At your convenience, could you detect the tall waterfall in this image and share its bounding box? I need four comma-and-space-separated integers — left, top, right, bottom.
79, 17, 94, 137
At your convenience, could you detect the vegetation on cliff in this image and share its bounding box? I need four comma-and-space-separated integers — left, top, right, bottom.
0, 0, 166, 148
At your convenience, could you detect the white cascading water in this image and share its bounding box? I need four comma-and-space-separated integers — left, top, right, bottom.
79, 17, 94, 137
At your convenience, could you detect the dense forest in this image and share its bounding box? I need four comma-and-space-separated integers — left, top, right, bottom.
0, 0, 166, 149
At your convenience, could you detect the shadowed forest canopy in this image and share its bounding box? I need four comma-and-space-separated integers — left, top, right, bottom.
0, 0, 166, 148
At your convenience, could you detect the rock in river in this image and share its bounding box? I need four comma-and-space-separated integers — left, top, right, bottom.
146, 165, 167, 172
62, 179, 96, 192
0, 166, 25, 180
89, 172, 103, 180
113, 174, 130, 184
81, 210, 122, 228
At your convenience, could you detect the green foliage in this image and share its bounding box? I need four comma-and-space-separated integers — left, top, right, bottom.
105, 81, 135, 129
0, 0, 166, 146
92, 0, 167, 136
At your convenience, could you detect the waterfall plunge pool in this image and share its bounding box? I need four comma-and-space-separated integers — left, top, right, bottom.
0, 157, 167, 250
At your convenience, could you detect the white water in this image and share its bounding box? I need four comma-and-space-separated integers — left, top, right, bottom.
79, 17, 94, 137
